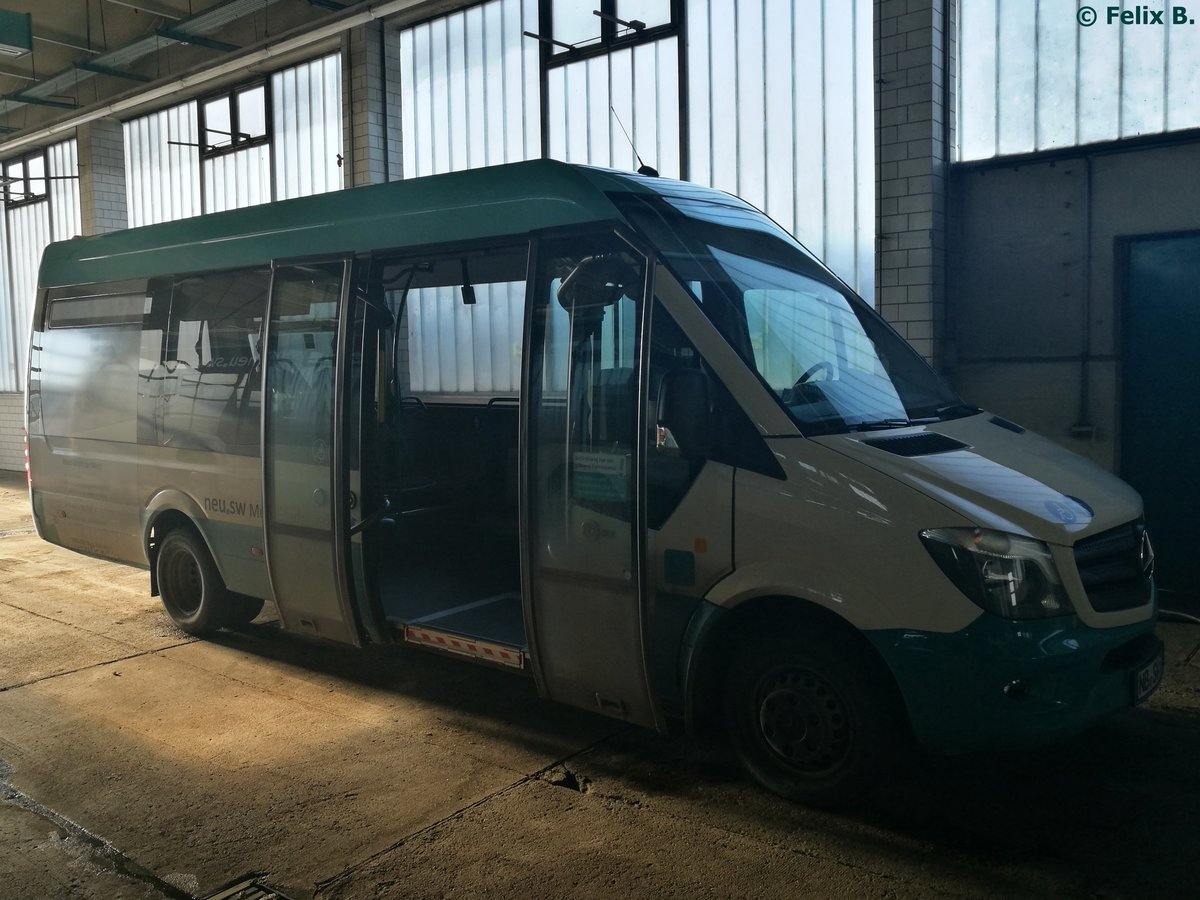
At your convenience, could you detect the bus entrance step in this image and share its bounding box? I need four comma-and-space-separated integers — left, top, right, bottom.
404, 625, 526, 669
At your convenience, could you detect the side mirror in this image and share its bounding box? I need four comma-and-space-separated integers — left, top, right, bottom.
657, 368, 710, 456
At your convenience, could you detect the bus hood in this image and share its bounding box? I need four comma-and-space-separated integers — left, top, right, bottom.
811, 413, 1143, 544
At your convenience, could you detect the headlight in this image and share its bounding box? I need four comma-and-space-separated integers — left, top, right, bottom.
920, 527, 1073, 620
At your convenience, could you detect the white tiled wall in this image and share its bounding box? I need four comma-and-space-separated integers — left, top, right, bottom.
0, 393, 24, 471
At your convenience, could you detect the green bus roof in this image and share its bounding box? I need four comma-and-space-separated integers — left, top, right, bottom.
37, 159, 696, 288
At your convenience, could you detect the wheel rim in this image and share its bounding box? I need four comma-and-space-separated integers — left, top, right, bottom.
755, 666, 852, 776
161, 543, 203, 618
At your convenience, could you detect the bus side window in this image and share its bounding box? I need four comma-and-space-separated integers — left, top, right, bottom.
144, 268, 270, 455
136, 277, 173, 446
41, 278, 150, 444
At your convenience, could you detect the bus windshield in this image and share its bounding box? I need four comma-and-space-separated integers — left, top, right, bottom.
616, 191, 968, 436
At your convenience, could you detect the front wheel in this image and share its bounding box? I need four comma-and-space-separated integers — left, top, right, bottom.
724, 630, 902, 807
156, 528, 239, 635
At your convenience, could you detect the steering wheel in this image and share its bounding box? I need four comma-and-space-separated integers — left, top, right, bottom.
795, 361, 834, 386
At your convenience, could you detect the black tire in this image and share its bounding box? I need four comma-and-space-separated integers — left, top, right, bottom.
723, 629, 901, 808
156, 528, 235, 635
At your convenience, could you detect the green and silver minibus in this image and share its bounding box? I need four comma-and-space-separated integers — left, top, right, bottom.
25, 160, 1162, 805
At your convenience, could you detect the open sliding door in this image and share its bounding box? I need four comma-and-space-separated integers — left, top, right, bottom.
522, 233, 663, 730
261, 256, 360, 644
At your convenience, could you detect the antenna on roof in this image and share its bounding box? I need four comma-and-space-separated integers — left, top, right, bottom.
610, 106, 658, 177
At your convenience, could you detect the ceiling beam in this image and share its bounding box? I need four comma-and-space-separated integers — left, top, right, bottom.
76, 61, 152, 82
103, 0, 186, 19
0, 0, 431, 156
32, 28, 100, 55
157, 27, 239, 53
0, 66, 37, 83
2, 93, 78, 110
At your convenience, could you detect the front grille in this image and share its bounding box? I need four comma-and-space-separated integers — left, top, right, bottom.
1073, 520, 1153, 613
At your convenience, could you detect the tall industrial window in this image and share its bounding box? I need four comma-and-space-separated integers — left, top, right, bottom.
959, 2, 1200, 160
397, 0, 540, 396
399, 0, 540, 177
274, 54, 343, 200
125, 54, 342, 227
125, 101, 203, 226
543, 1, 683, 177
201, 84, 270, 155
686, 0, 874, 299
546, 0, 674, 53
0, 140, 80, 392
3, 151, 48, 208
396, 0, 873, 365
543, 0, 874, 299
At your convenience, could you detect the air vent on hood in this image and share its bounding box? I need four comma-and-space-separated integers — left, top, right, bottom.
861, 433, 968, 457
990, 415, 1026, 434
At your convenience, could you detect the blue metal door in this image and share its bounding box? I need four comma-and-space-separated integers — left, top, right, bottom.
1122, 234, 1200, 608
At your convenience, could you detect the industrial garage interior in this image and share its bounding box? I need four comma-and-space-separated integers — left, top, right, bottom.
0, 2, 1198, 898
1, 0, 1196, 605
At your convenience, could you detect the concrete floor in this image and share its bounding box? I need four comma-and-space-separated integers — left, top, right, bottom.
2, 469, 1199, 899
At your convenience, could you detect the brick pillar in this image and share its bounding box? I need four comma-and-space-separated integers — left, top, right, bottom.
343, 21, 403, 188
874, 0, 954, 368
76, 117, 128, 235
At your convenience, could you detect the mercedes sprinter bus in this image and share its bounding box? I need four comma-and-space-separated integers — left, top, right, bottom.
25, 160, 1162, 805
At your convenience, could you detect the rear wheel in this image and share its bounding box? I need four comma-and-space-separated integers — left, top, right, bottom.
724, 629, 901, 807
156, 528, 243, 635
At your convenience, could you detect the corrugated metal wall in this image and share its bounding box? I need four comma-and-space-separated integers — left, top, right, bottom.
959, 1, 1200, 160
274, 54, 343, 200
0, 139, 80, 392
399, 0, 540, 177
687, 0, 875, 298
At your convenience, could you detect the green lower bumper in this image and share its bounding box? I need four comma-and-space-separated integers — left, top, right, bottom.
867, 609, 1162, 753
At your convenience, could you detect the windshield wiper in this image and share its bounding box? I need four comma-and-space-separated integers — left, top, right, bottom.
846, 418, 913, 432
908, 403, 982, 425
934, 403, 981, 420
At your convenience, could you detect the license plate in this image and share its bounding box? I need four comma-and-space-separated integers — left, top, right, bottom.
1133, 648, 1164, 704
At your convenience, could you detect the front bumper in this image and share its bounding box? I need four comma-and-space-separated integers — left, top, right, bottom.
867, 606, 1162, 753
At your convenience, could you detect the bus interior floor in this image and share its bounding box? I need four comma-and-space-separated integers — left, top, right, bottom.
374, 512, 525, 647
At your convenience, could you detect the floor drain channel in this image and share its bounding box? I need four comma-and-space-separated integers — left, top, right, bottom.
204, 876, 299, 900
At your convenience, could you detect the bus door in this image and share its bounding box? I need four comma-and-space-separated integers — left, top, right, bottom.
261, 257, 360, 645
523, 234, 664, 730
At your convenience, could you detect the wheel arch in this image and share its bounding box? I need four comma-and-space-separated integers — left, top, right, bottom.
142, 490, 221, 598
682, 593, 908, 734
